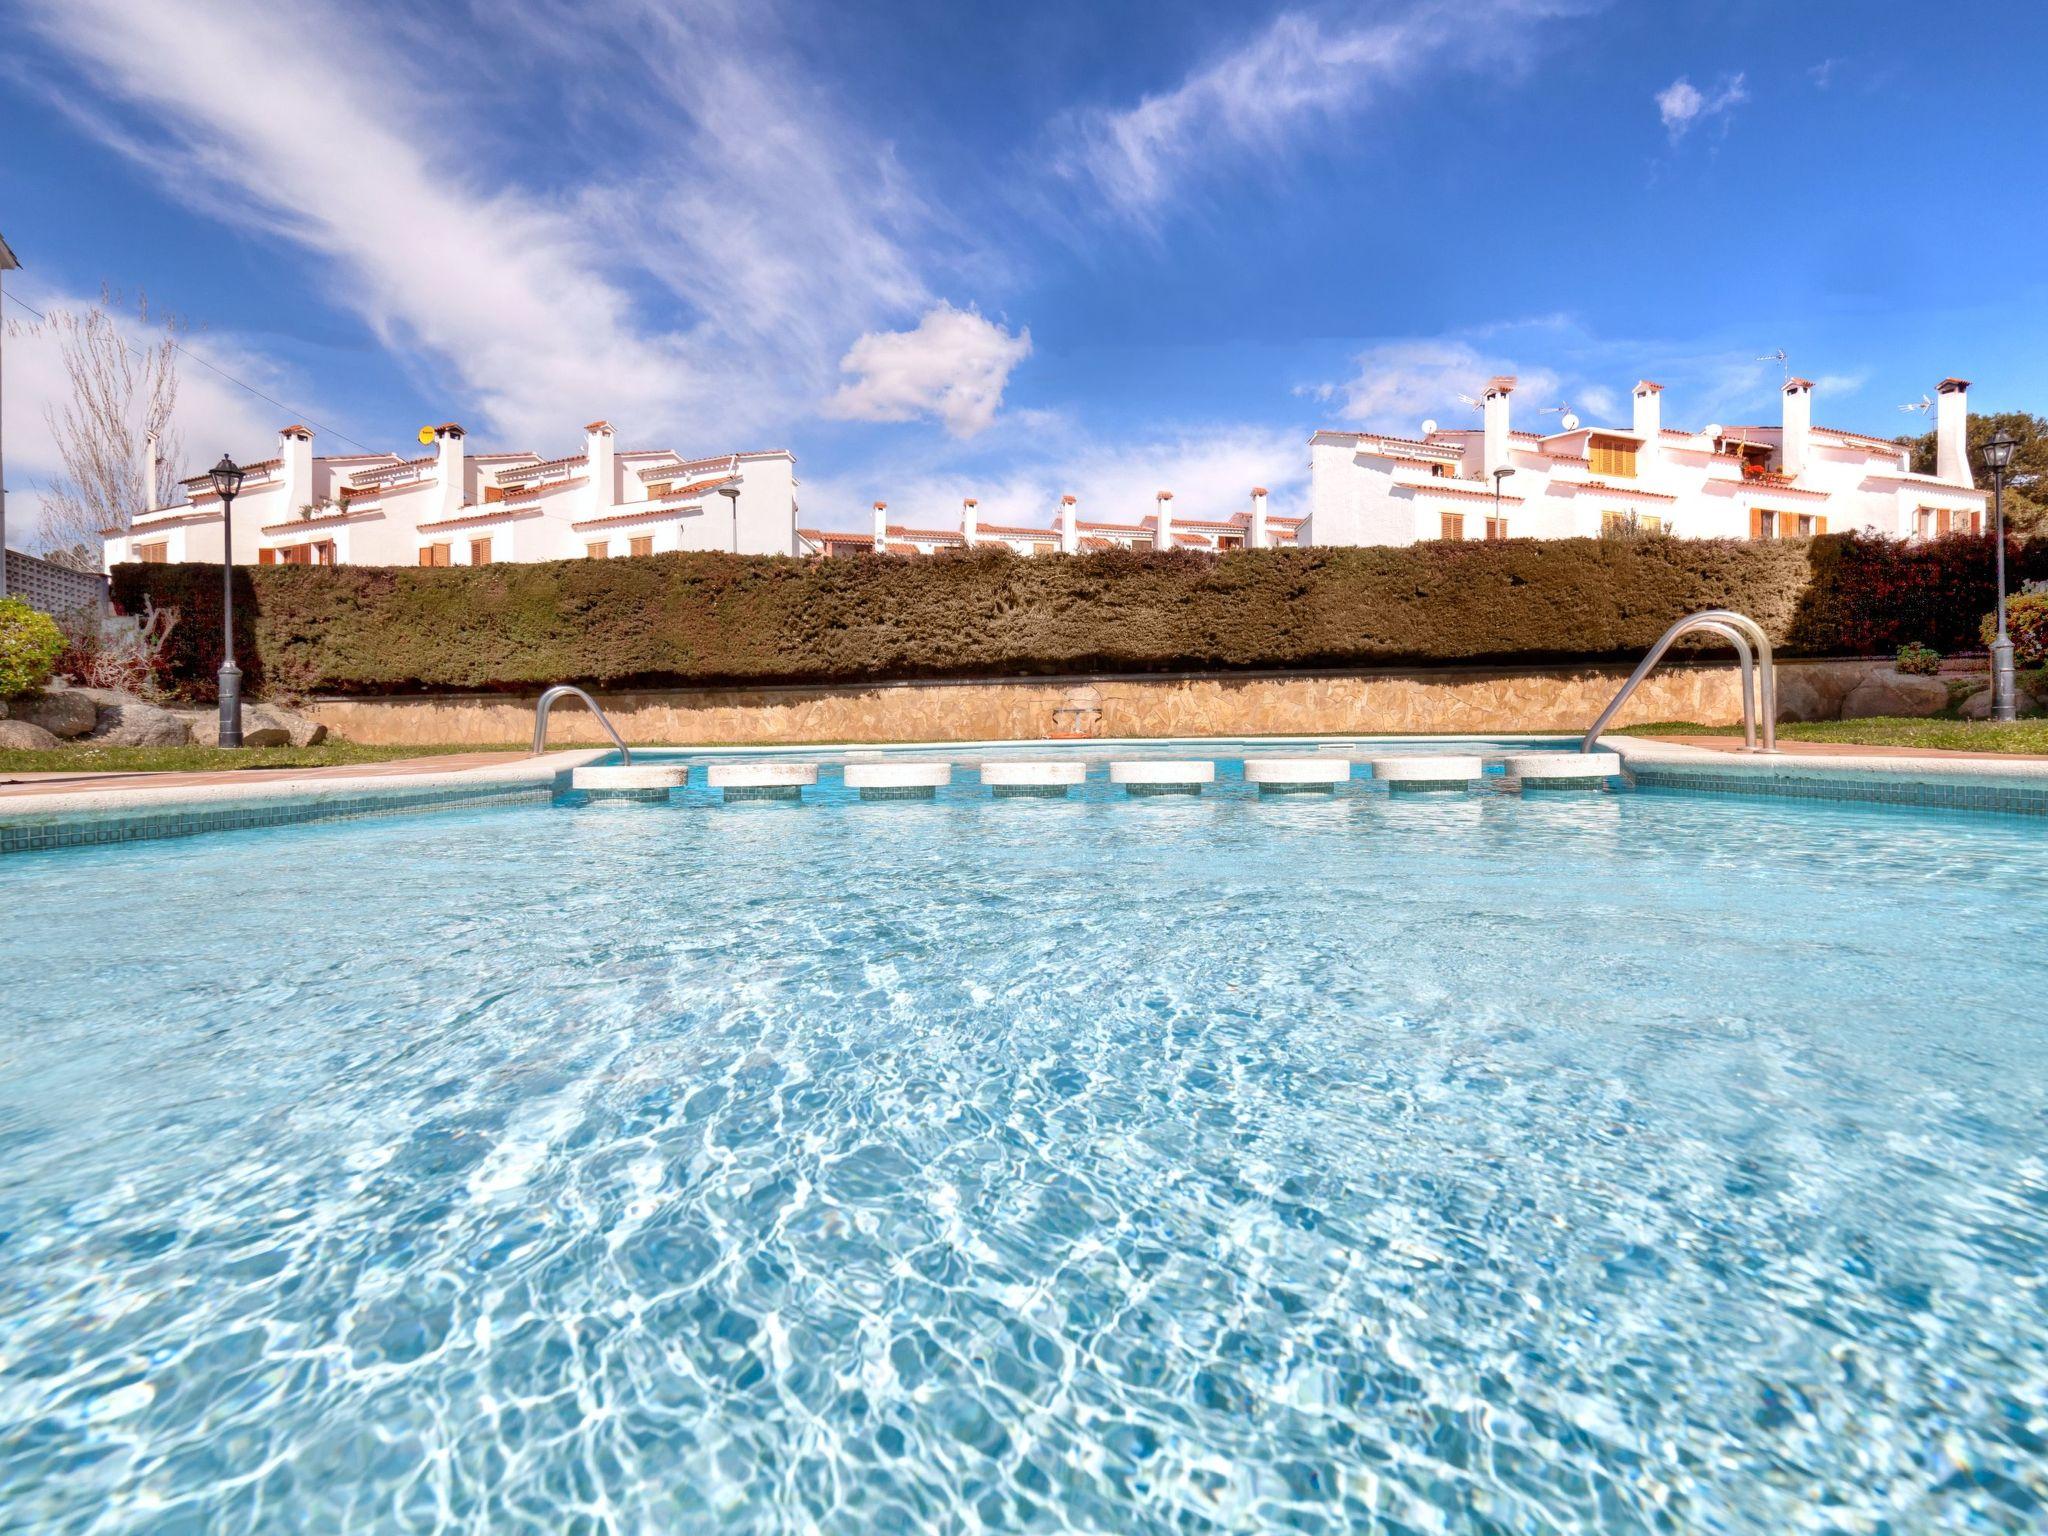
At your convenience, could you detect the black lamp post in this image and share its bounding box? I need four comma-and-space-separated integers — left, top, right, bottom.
209, 453, 247, 748
1981, 428, 2018, 723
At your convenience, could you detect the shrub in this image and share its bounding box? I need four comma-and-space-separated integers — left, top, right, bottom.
1895, 642, 1941, 675
1983, 592, 2048, 665
109, 532, 2048, 699
0, 597, 68, 697
57, 596, 180, 699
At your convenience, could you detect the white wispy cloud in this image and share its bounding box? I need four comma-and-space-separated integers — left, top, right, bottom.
825, 304, 1031, 439
1305, 339, 1560, 434
1055, 2, 1577, 222
19, 0, 956, 453
1655, 72, 1748, 142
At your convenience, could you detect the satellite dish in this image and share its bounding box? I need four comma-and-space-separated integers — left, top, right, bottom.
417, 426, 436, 446
1560, 410, 1580, 431
1705, 423, 1723, 439
1420, 418, 1438, 436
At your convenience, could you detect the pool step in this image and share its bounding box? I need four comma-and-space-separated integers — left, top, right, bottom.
1244, 756, 1350, 793
1110, 760, 1216, 795
980, 761, 1087, 797
1368, 754, 1485, 792
1506, 751, 1621, 789
708, 762, 818, 801
570, 764, 689, 800
844, 761, 952, 800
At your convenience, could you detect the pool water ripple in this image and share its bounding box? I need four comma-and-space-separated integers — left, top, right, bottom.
3, 784, 2046, 1531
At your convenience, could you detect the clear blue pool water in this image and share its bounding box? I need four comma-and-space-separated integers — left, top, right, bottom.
4, 761, 2046, 1532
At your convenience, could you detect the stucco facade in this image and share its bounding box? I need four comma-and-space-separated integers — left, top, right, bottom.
103, 422, 800, 569
1305, 375, 1989, 547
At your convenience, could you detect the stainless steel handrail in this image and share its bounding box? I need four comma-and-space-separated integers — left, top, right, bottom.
532, 684, 633, 763
1581, 609, 1777, 753
1692, 620, 1758, 753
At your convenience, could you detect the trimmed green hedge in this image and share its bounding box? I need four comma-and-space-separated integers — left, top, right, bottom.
110, 533, 2048, 699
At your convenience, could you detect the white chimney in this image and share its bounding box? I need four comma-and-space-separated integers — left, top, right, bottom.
434, 423, 466, 516
1154, 490, 1174, 551
142, 429, 161, 513
1249, 486, 1269, 549
278, 424, 313, 518
1059, 495, 1078, 554
584, 420, 616, 518
1936, 378, 1974, 487
1482, 376, 1515, 479
1779, 379, 1812, 477
962, 497, 978, 547
1631, 382, 1662, 472
871, 500, 888, 552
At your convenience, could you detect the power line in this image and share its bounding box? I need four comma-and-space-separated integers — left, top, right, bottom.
2, 286, 381, 455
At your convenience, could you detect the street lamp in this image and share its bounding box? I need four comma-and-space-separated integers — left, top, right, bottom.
209, 453, 247, 748
717, 481, 741, 553
1492, 465, 1515, 531
1981, 428, 2019, 723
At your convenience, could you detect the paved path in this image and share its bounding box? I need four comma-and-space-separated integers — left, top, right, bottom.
0, 751, 535, 799
1643, 734, 2048, 763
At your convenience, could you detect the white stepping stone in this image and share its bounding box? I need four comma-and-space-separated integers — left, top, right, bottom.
1505, 751, 1621, 788
979, 760, 1087, 797
1243, 757, 1350, 792
708, 761, 818, 800
1368, 754, 1485, 791
571, 764, 688, 797
1109, 760, 1215, 795
843, 761, 952, 799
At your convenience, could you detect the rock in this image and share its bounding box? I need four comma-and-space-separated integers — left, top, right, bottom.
1772, 665, 1863, 723
177, 702, 326, 749
0, 719, 63, 751
7, 689, 99, 738
85, 696, 193, 747
1838, 669, 1951, 720
1960, 686, 2043, 720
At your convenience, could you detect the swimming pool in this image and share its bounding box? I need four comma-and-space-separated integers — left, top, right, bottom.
4, 753, 2046, 1531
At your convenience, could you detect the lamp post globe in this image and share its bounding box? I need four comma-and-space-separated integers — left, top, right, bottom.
1980, 429, 2019, 724
209, 453, 247, 748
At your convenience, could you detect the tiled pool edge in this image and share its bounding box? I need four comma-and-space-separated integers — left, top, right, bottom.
1608, 739, 2048, 818
0, 752, 604, 856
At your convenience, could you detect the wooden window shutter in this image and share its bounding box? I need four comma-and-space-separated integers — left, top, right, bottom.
1813, 516, 1828, 535
259, 547, 278, 565
418, 546, 433, 566
1749, 508, 1766, 540
1439, 512, 1464, 540
629, 535, 654, 557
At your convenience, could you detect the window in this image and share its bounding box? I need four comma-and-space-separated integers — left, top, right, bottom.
470, 538, 492, 565
586, 541, 609, 559
1588, 435, 1638, 478
258, 547, 278, 565
136, 541, 168, 563
628, 535, 654, 557
483, 484, 505, 504
1484, 517, 1507, 541
1439, 512, 1465, 540
419, 543, 451, 567
1602, 510, 1635, 536
646, 482, 671, 498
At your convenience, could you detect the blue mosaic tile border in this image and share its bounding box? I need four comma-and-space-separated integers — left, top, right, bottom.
1630, 768, 2048, 818
0, 782, 554, 856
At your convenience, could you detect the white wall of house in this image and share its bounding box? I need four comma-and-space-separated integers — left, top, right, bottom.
1305, 375, 1989, 547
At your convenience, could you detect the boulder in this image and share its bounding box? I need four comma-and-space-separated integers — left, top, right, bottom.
178, 702, 326, 749
0, 719, 63, 751
1773, 666, 1862, 723
8, 689, 99, 739
1838, 669, 1951, 721
1959, 686, 2043, 721
85, 696, 193, 747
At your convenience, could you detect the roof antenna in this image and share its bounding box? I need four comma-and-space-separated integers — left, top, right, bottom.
1454, 391, 1486, 415
1538, 400, 1581, 432
1897, 394, 1933, 417
1756, 348, 1790, 382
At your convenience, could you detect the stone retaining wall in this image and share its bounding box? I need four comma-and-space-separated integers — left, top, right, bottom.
308, 659, 1891, 747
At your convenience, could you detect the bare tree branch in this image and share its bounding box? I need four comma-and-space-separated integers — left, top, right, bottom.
24, 288, 183, 560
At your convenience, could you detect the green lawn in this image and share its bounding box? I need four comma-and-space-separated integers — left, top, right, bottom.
0, 742, 531, 776
1615, 718, 2048, 753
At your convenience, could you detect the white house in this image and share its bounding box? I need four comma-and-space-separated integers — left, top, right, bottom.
103, 421, 800, 568
797, 488, 1303, 558
1304, 375, 1988, 547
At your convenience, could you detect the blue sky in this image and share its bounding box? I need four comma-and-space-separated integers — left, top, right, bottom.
4, 0, 2046, 540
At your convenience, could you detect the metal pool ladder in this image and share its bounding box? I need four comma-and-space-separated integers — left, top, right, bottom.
1582, 609, 1777, 754
532, 685, 633, 764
